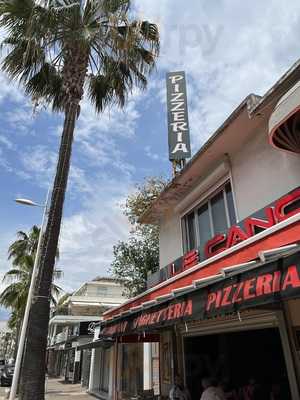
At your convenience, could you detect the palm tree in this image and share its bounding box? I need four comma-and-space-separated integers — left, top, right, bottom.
8, 226, 40, 266
0, 255, 62, 374
0, 255, 62, 351
0, 1, 159, 398
8, 225, 59, 267
0, 226, 62, 360
0, 255, 62, 317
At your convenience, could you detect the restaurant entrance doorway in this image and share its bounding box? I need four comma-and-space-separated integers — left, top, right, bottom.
184, 327, 291, 400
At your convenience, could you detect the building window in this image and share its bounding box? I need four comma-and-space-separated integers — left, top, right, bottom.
183, 182, 236, 253
99, 348, 110, 393
186, 211, 196, 251
96, 287, 108, 297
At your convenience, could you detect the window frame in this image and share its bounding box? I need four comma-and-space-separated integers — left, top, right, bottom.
182, 178, 237, 253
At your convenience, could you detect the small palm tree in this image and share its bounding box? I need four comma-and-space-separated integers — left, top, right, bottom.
0, 1, 159, 398
0, 226, 62, 360
8, 225, 59, 267
0, 255, 62, 316
8, 226, 40, 266
0, 255, 62, 352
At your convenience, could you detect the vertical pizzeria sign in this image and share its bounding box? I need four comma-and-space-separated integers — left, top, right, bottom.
166, 71, 191, 160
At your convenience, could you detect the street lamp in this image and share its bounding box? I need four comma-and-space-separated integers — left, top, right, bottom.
15, 198, 43, 207
9, 191, 50, 400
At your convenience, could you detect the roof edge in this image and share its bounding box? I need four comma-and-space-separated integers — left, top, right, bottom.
249, 58, 300, 116
140, 94, 255, 224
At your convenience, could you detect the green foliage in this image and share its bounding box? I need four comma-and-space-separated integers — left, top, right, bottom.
111, 235, 158, 298
0, 226, 62, 329
7, 225, 59, 266
124, 177, 166, 227
8, 225, 40, 266
111, 177, 167, 298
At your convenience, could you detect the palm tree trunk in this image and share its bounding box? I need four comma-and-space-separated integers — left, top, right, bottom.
19, 102, 78, 400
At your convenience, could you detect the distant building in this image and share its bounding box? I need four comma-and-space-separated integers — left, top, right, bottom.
47, 277, 125, 387
66, 277, 126, 316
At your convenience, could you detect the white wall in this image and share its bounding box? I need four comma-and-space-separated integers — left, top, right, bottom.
159, 212, 183, 268
89, 348, 101, 392
143, 343, 152, 390
231, 123, 300, 221
85, 283, 124, 300
89, 326, 101, 393
158, 122, 300, 268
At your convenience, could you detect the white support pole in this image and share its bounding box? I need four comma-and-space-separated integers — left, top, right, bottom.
9, 190, 50, 400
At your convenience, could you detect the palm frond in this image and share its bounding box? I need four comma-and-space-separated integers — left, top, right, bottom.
0, 0, 159, 114
24, 62, 65, 111
102, 0, 130, 14
87, 73, 113, 112
2, 269, 30, 284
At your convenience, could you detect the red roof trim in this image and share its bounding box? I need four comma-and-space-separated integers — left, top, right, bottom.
104, 216, 300, 320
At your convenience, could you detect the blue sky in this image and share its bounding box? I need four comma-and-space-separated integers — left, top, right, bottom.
1, 0, 300, 318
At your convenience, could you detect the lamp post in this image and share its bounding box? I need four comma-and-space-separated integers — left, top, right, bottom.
9, 191, 50, 400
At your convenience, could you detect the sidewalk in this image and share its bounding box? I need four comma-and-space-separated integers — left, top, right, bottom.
0, 379, 95, 400
46, 378, 94, 399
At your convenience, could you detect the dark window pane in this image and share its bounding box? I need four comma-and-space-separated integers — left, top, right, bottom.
182, 218, 188, 254
198, 204, 212, 253
187, 212, 196, 250
211, 191, 227, 234
225, 183, 236, 226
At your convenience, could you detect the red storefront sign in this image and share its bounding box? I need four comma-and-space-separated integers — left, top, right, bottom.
206, 264, 300, 312
205, 188, 300, 258
101, 252, 300, 336
151, 187, 300, 287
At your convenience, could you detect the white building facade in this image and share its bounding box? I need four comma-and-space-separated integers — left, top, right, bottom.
47, 277, 125, 386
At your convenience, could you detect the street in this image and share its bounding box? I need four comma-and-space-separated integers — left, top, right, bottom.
0, 379, 93, 399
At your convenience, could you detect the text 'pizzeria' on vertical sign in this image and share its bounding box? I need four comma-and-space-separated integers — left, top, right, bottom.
166, 71, 191, 161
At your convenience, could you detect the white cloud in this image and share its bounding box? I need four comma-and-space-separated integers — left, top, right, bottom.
0, 148, 13, 172
0, 135, 15, 151
0, 73, 25, 104
14, 87, 144, 194
20, 145, 57, 188
58, 175, 132, 291
145, 145, 159, 161
134, 0, 300, 149
73, 91, 142, 178
77, 92, 141, 140
4, 107, 35, 135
